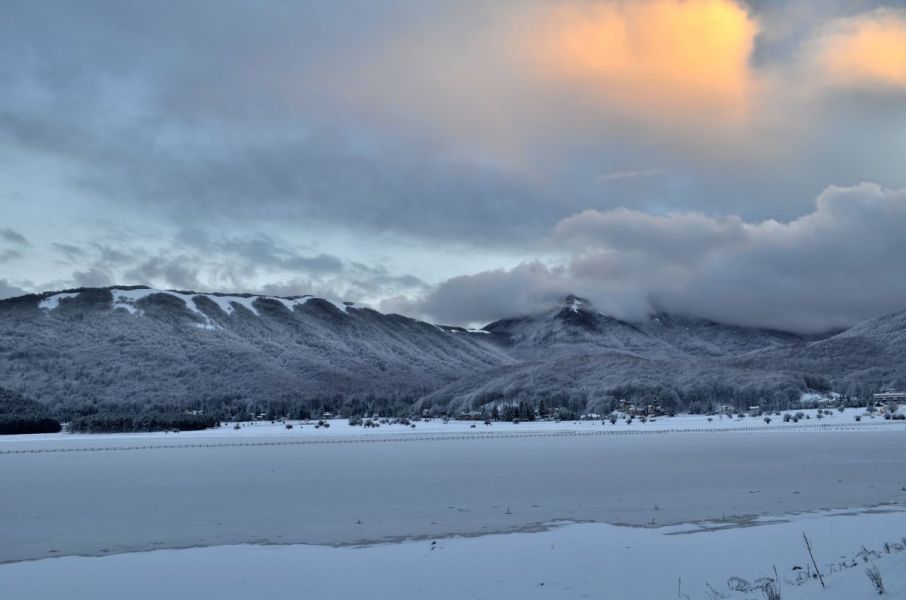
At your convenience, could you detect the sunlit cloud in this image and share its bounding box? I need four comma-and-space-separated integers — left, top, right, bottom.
528, 0, 759, 125
810, 9, 906, 89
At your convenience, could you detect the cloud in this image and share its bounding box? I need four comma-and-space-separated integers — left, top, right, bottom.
553, 208, 746, 262
403, 262, 572, 326
594, 169, 667, 182
3, 0, 906, 320
529, 0, 759, 126
72, 267, 112, 288
0, 279, 26, 299
0, 228, 28, 245
809, 8, 906, 89
0, 249, 24, 263
123, 255, 203, 291
52, 243, 87, 260
412, 183, 906, 333
25, 228, 426, 305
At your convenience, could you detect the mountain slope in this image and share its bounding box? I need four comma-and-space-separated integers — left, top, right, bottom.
0, 287, 513, 417
1, 287, 905, 418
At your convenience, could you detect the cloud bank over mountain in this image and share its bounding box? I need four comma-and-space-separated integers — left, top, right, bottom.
410, 183, 906, 333
2, 1, 906, 332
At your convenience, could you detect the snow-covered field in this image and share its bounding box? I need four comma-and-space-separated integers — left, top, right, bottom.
1, 407, 901, 449
2, 411, 904, 598
2, 507, 904, 600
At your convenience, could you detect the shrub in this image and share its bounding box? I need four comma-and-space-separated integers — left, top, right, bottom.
865, 565, 884, 595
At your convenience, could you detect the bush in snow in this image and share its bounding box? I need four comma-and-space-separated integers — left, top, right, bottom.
764, 417, 771, 424
865, 565, 885, 595
760, 579, 781, 600
855, 415, 862, 421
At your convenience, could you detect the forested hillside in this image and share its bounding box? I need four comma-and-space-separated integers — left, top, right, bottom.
1, 287, 905, 424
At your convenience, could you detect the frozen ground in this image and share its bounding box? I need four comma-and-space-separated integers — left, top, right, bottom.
2, 410, 904, 598
0, 407, 900, 449
1, 423, 905, 565
1, 507, 904, 600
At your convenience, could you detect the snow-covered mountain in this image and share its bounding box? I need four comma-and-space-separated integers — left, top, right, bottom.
0, 287, 513, 417
1, 286, 905, 417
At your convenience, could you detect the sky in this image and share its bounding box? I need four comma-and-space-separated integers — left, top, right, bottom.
2, 0, 906, 332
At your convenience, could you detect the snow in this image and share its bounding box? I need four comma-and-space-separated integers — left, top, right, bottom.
0, 408, 901, 446
39, 288, 363, 318
37, 292, 79, 311
2, 423, 905, 567
2, 417, 905, 598
800, 391, 841, 404
0, 408, 900, 446
1, 507, 904, 600
272, 295, 313, 312
203, 294, 260, 316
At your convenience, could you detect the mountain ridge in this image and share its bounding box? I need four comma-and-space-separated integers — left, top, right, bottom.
1, 286, 903, 418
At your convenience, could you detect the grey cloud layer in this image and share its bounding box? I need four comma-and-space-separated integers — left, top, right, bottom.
3, 1, 906, 328
0, 229, 28, 245
35, 230, 427, 304
414, 183, 906, 332
3, 1, 906, 248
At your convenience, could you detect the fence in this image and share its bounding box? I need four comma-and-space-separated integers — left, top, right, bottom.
0, 419, 902, 455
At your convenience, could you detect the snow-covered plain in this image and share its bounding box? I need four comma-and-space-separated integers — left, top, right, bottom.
1, 507, 904, 600
2, 411, 905, 598
1, 407, 900, 448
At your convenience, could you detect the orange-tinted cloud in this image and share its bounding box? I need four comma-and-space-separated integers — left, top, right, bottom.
812, 9, 906, 89
527, 0, 759, 125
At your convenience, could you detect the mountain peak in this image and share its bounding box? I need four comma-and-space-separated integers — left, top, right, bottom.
560, 295, 592, 313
